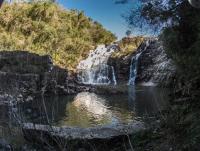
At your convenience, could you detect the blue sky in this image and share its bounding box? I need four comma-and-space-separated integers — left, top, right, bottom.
57, 0, 132, 39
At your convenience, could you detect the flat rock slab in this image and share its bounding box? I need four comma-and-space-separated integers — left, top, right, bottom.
23, 121, 145, 140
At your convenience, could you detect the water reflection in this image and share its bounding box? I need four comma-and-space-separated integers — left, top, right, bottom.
18, 86, 169, 128
128, 86, 169, 117
60, 92, 113, 127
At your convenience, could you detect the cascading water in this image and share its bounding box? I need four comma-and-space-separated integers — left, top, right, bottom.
111, 66, 117, 85
128, 53, 142, 85
128, 40, 150, 85
77, 45, 118, 85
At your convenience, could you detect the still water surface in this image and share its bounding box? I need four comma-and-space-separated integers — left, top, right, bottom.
19, 86, 170, 128
0, 86, 170, 148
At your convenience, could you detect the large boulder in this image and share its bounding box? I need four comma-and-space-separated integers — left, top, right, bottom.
22, 121, 145, 150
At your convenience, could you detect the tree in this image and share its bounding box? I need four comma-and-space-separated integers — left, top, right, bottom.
125, 30, 131, 37
121, 0, 200, 75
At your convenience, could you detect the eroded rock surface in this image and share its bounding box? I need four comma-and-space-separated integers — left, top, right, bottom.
136, 39, 176, 87
0, 51, 91, 103
23, 121, 145, 140
108, 38, 176, 86
108, 52, 132, 84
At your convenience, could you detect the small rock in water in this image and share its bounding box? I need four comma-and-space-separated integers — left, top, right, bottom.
26, 96, 33, 102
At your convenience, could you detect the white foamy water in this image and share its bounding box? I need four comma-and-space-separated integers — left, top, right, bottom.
128, 40, 150, 85
77, 45, 118, 85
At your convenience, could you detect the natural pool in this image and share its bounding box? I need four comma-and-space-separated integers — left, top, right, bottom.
18, 86, 170, 128
0, 86, 170, 149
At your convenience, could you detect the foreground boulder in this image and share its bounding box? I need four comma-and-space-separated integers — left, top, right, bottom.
23, 121, 145, 150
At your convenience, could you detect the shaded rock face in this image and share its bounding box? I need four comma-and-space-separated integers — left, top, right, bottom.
0, 51, 90, 102
0, 51, 52, 98
108, 54, 132, 84
108, 38, 176, 86
0, 51, 53, 74
136, 39, 176, 87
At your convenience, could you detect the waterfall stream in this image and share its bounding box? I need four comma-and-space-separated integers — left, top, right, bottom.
128, 40, 150, 85
128, 53, 142, 85
77, 45, 118, 85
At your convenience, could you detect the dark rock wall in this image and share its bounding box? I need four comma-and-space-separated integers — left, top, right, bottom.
0, 51, 90, 100
136, 39, 176, 87
0, 51, 51, 97
108, 53, 132, 84
108, 38, 176, 87
0, 51, 53, 74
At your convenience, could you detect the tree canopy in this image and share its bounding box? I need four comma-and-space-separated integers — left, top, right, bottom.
123, 0, 200, 76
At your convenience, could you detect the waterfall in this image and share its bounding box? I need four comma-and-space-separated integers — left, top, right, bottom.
111, 66, 117, 85
77, 45, 118, 85
128, 40, 150, 85
128, 53, 142, 85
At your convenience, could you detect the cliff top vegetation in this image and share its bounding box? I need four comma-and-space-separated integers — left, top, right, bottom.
111, 36, 144, 58
0, 2, 116, 71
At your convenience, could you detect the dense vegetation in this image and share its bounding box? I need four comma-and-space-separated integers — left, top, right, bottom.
124, 0, 200, 150
0, 2, 116, 70
111, 36, 144, 58
126, 0, 200, 77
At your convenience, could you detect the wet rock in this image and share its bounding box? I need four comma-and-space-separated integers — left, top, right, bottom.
108, 53, 132, 84
76, 45, 119, 85
108, 38, 176, 87
136, 39, 176, 87
0, 51, 53, 74
23, 121, 145, 149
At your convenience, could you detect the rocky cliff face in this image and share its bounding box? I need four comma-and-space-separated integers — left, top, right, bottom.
0, 51, 51, 98
108, 38, 176, 86
107, 52, 132, 84
136, 39, 176, 87
0, 51, 90, 102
